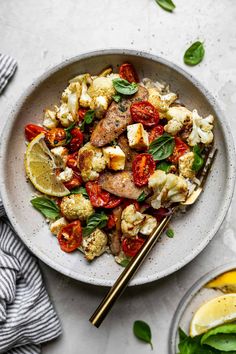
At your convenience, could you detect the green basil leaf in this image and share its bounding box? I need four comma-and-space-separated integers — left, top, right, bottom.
156, 0, 175, 12
166, 228, 174, 238
120, 258, 130, 267
156, 161, 172, 172
178, 328, 213, 354
192, 145, 204, 172
201, 323, 236, 351
137, 191, 149, 203
113, 78, 138, 95
82, 212, 108, 237
65, 122, 76, 145
148, 133, 175, 161
184, 41, 205, 66
133, 320, 153, 349
80, 110, 95, 132
113, 94, 122, 103
70, 186, 89, 198
31, 197, 60, 220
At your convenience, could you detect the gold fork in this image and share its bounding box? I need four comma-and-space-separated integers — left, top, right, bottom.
89, 149, 218, 328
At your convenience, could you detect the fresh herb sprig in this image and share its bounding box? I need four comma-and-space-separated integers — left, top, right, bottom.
113, 78, 138, 95
184, 41, 205, 66
82, 212, 108, 237
65, 122, 76, 145
192, 145, 204, 172
80, 110, 95, 132
148, 133, 175, 161
133, 320, 153, 349
70, 186, 89, 198
155, 0, 175, 12
31, 197, 60, 220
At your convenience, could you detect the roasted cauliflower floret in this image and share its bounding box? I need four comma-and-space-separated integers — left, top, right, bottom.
60, 194, 94, 221
51, 146, 68, 168
88, 76, 116, 118
139, 215, 157, 236
179, 152, 195, 179
78, 142, 106, 182
164, 106, 192, 136
121, 205, 145, 237
82, 228, 107, 261
148, 88, 177, 118
57, 167, 74, 182
148, 170, 188, 209
187, 109, 214, 146
56, 82, 81, 127
50, 217, 68, 235
43, 109, 59, 129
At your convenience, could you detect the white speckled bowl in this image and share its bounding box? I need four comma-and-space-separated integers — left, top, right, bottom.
169, 262, 236, 354
0, 50, 235, 286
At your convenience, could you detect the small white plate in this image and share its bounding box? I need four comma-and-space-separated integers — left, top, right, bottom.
169, 262, 236, 354
0, 49, 235, 286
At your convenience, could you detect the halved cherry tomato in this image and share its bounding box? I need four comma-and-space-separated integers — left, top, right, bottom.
58, 220, 82, 253
25, 124, 46, 141
78, 108, 88, 121
132, 153, 156, 187
45, 128, 66, 147
122, 236, 145, 257
69, 128, 83, 153
168, 137, 189, 164
86, 181, 110, 207
130, 101, 159, 127
148, 125, 164, 143
66, 152, 78, 170
103, 195, 123, 209
64, 172, 82, 190
122, 199, 140, 211
119, 63, 139, 83
107, 214, 117, 229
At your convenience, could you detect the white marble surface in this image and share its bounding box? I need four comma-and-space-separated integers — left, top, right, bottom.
1, 0, 236, 353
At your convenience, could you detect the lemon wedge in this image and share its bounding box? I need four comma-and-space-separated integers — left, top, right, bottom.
25, 133, 69, 197
190, 293, 236, 337
205, 270, 236, 293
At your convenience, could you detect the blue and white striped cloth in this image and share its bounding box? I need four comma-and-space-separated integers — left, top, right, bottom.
0, 55, 62, 353
0, 54, 17, 94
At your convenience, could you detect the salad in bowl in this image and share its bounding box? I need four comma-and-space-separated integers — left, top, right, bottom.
24, 62, 214, 266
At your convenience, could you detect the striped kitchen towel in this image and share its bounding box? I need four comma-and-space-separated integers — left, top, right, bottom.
0, 54, 17, 94
0, 201, 62, 354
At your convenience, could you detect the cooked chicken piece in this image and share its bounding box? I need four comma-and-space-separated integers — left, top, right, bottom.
109, 205, 123, 255
118, 134, 138, 170
90, 86, 148, 147
99, 171, 149, 199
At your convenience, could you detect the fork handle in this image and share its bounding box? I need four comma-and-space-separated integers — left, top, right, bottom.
89, 213, 172, 327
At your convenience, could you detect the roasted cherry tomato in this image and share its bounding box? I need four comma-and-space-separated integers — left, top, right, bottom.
122, 236, 145, 257
130, 101, 159, 127
64, 172, 82, 190
103, 195, 123, 209
68, 127, 83, 153
151, 207, 173, 222
66, 152, 78, 170
78, 107, 88, 121
45, 128, 66, 147
86, 181, 110, 208
168, 137, 189, 164
119, 63, 139, 83
122, 199, 140, 211
107, 213, 117, 229
132, 153, 156, 187
148, 125, 164, 143
25, 124, 46, 141
58, 220, 82, 253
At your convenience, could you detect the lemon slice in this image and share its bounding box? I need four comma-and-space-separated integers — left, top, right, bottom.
190, 293, 236, 337
25, 133, 69, 197
206, 270, 236, 293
